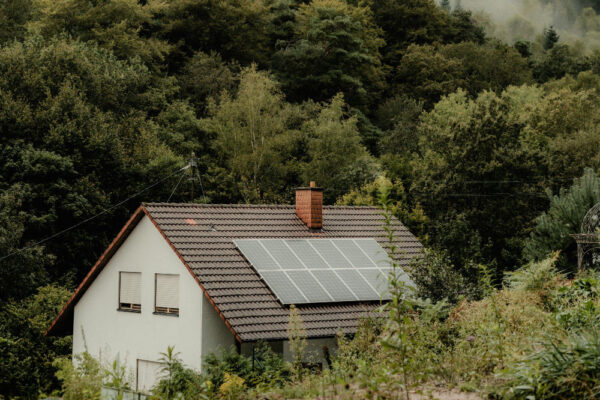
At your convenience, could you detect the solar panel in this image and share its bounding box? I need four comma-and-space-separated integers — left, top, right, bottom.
234, 238, 414, 305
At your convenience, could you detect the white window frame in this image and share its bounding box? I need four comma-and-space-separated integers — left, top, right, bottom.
118, 271, 141, 312
154, 273, 179, 316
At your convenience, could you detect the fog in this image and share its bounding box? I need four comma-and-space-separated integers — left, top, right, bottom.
448, 0, 600, 51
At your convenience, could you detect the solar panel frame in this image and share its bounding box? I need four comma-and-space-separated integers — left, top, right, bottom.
234, 238, 410, 305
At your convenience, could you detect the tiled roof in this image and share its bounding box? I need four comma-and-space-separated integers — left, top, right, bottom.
46, 203, 423, 341
144, 203, 422, 341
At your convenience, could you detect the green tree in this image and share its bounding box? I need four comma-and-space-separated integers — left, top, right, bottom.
30, 0, 171, 66
543, 26, 560, 50
158, 0, 270, 68
0, 285, 72, 397
0, 36, 180, 285
272, 0, 386, 109
177, 51, 239, 115
396, 41, 532, 106
524, 169, 600, 270
302, 94, 378, 203
412, 90, 545, 273
0, 0, 33, 44
205, 66, 303, 203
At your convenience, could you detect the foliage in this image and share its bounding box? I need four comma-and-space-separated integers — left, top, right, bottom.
153, 346, 208, 400
219, 372, 246, 399
503, 331, 600, 399
54, 353, 103, 400
412, 89, 545, 275
202, 343, 289, 392
31, 0, 171, 65
0, 284, 72, 397
409, 249, 479, 303
287, 304, 307, 380
524, 169, 600, 270
272, 0, 385, 109
504, 254, 561, 292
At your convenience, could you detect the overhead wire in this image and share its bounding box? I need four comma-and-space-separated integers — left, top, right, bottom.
0, 164, 190, 263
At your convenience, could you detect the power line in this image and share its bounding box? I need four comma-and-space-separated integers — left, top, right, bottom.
0, 164, 190, 263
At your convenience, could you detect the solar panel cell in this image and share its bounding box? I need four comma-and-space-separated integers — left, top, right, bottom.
332, 239, 377, 268
354, 239, 392, 269
339, 269, 379, 300
235, 240, 280, 270
287, 270, 332, 302
309, 240, 352, 269
261, 271, 307, 304
312, 270, 357, 302
286, 240, 330, 269
262, 240, 306, 269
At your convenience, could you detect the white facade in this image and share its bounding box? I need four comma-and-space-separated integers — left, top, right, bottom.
71, 215, 338, 392
72, 216, 235, 392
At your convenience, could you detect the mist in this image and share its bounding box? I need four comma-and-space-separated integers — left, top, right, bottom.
448, 0, 600, 51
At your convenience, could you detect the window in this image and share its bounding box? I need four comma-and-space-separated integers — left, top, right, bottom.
155, 274, 179, 315
119, 272, 141, 311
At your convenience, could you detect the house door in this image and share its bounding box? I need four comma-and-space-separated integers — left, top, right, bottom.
136, 359, 164, 394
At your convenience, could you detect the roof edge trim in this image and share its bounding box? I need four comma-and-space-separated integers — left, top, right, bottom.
141, 207, 244, 343
45, 206, 146, 336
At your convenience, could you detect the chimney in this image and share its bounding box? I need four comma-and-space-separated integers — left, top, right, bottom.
295, 181, 323, 229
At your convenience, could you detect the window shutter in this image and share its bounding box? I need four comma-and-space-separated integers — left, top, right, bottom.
120, 272, 141, 305
155, 274, 179, 309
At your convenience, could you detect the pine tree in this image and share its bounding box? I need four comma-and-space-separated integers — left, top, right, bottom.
543, 26, 560, 51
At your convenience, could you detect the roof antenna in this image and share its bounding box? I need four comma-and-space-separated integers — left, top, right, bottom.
188, 152, 207, 203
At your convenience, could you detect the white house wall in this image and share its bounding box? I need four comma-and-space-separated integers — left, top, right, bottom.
72, 215, 236, 390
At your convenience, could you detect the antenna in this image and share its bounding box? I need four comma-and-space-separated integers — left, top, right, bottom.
187, 152, 207, 203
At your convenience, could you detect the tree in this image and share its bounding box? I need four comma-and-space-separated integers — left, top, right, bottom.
30, 0, 171, 66
524, 169, 600, 271
204, 66, 303, 203
543, 26, 560, 51
302, 94, 378, 203
440, 0, 451, 12
0, 285, 72, 397
177, 51, 239, 115
0, 0, 32, 44
412, 90, 546, 273
272, 0, 386, 109
158, 0, 270, 69
0, 37, 181, 285
395, 42, 532, 107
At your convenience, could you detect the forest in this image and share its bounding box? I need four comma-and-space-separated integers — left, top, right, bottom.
4, 0, 600, 398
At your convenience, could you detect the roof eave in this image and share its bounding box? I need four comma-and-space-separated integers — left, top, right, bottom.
45, 206, 147, 336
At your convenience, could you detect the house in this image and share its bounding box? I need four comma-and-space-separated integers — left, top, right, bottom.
46, 183, 422, 393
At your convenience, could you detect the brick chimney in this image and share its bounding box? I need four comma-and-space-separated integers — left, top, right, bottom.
295, 181, 323, 229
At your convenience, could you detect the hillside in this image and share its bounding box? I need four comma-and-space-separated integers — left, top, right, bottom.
3, 0, 600, 398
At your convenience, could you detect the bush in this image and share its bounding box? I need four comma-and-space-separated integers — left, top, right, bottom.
153, 346, 208, 400
504, 254, 561, 292
504, 331, 600, 399
53, 353, 103, 400
409, 249, 480, 303
203, 342, 290, 392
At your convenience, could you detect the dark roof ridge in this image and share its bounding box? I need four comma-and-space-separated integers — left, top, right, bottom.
143, 202, 380, 210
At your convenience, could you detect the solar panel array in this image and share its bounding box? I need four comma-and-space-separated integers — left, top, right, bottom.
234, 238, 414, 305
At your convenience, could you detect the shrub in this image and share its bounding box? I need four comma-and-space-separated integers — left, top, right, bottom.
203, 342, 290, 391
409, 249, 480, 303
53, 353, 103, 400
504, 254, 560, 293
503, 331, 600, 399
153, 346, 208, 400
